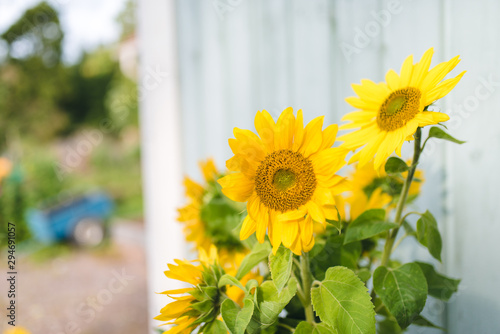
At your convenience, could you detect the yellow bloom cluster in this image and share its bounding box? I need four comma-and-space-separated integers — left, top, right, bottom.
177, 159, 218, 252
217, 48, 462, 254
158, 48, 464, 332
218, 108, 348, 255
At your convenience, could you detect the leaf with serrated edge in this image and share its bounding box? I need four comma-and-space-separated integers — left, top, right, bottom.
344, 209, 397, 244
236, 241, 271, 280
416, 210, 442, 262
246, 277, 297, 334
295, 321, 338, 334
311, 266, 376, 334
416, 262, 460, 301
373, 263, 427, 329
204, 319, 228, 334
221, 299, 239, 334
219, 274, 245, 291
221, 299, 254, 334
269, 245, 293, 294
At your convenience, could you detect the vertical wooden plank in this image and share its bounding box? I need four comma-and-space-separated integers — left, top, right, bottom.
333, 0, 384, 121
251, 0, 293, 119
137, 0, 186, 332
176, 0, 203, 178
380, 1, 449, 331
198, 0, 230, 165
289, 0, 333, 124
446, 0, 500, 332
218, 0, 255, 158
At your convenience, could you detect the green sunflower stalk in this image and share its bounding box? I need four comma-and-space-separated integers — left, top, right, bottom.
157, 48, 464, 334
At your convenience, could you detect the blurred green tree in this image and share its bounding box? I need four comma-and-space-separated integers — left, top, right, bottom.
0, 1, 68, 145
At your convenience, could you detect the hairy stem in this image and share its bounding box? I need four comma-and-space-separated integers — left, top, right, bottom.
300, 252, 315, 324
380, 127, 422, 267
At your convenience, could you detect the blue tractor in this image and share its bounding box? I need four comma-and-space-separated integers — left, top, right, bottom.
26, 192, 114, 247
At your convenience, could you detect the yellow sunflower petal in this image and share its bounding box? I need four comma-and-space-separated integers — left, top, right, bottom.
424, 71, 466, 104
299, 116, 324, 157
255, 110, 275, 152
240, 215, 256, 240
256, 209, 269, 243
421, 55, 460, 92
385, 69, 401, 91
399, 54, 414, 86
282, 220, 299, 248
352, 79, 389, 104
292, 109, 305, 150
410, 47, 434, 87
299, 215, 314, 245
311, 147, 346, 176
306, 201, 325, 224
274, 107, 295, 150
231, 127, 267, 165
199, 158, 217, 182
358, 132, 386, 167
415, 111, 450, 127
218, 173, 254, 202
320, 124, 338, 150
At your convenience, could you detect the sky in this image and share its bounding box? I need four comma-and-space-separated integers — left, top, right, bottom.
0, 0, 127, 63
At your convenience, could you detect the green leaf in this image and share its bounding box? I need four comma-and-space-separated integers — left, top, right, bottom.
416, 210, 442, 262
311, 266, 376, 334
245, 279, 260, 292
385, 157, 409, 174
295, 321, 338, 334
412, 315, 445, 330
200, 198, 242, 249
402, 220, 416, 237
377, 317, 403, 334
246, 277, 298, 334
428, 126, 465, 145
221, 299, 255, 334
203, 319, 228, 334
416, 262, 460, 301
344, 209, 397, 244
189, 286, 218, 301
190, 299, 213, 313
236, 241, 271, 280
219, 274, 246, 292
373, 263, 428, 329
269, 245, 293, 294
326, 206, 343, 233
310, 235, 361, 280
326, 218, 342, 233
356, 269, 371, 283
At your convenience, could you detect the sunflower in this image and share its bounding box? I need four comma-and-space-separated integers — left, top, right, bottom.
218, 108, 348, 255
177, 159, 221, 252
218, 250, 263, 305
155, 246, 220, 333
338, 48, 465, 170
345, 161, 424, 220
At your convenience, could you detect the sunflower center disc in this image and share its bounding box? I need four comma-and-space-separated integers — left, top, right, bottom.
377, 87, 422, 131
255, 150, 316, 212
273, 169, 297, 191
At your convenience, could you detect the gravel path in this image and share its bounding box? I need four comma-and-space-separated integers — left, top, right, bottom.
1, 222, 148, 334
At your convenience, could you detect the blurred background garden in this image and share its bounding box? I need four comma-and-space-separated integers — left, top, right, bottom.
0, 0, 141, 242
0, 0, 148, 332
2, 0, 500, 333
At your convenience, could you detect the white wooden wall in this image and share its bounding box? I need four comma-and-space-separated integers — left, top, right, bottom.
140, 0, 500, 332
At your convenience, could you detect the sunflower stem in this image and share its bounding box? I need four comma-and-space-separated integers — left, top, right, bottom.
380, 127, 422, 268
300, 252, 315, 324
